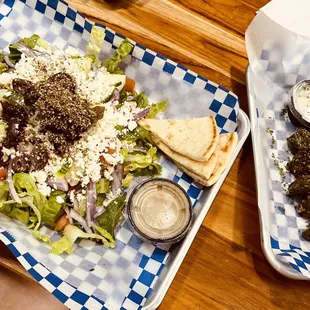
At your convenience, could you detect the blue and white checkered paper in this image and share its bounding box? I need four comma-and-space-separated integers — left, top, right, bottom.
250, 36, 310, 278
0, 0, 239, 308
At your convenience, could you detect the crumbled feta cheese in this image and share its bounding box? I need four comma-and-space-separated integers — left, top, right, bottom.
2, 147, 15, 162
29, 171, 51, 197
37, 183, 52, 197
0, 73, 14, 85
128, 120, 137, 131
56, 196, 65, 204
30, 170, 47, 184
65, 46, 82, 57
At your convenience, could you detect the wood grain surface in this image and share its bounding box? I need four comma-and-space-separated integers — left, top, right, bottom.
1, 0, 309, 309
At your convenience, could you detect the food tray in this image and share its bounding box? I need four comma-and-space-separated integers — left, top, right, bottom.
246, 66, 308, 280
0, 0, 251, 309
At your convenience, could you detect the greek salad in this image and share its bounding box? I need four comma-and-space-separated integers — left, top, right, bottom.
0, 27, 167, 254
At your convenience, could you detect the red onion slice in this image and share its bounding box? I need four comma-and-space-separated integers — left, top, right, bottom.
134, 108, 150, 120
47, 177, 69, 192
64, 207, 73, 225
116, 163, 124, 181
94, 206, 104, 219
111, 168, 122, 196
86, 181, 97, 228
73, 196, 79, 211
4, 55, 15, 69
15, 43, 37, 58
69, 209, 92, 234
112, 89, 120, 102
7, 161, 21, 204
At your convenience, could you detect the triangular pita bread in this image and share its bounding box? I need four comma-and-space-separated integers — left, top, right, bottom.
179, 132, 238, 186
152, 134, 219, 180
138, 116, 219, 162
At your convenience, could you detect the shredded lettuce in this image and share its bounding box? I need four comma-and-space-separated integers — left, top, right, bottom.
96, 194, 126, 238
36, 38, 51, 50
135, 91, 149, 108
28, 216, 38, 229
119, 125, 154, 146
124, 146, 157, 172
122, 173, 134, 188
13, 173, 64, 230
96, 178, 110, 194
13, 173, 37, 192
0, 181, 8, 202
77, 54, 96, 73
9, 34, 40, 64
56, 158, 72, 178
93, 225, 115, 244
42, 191, 65, 227
51, 224, 114, 255
0, 57, 8, 74
96, 194, 105, 208
7, 208, 29, 225
132, 164, 162, 177
65, 162, 82, 186
146, 101, 168, 118
86, 26, 105, 58
101, 39, 133, 74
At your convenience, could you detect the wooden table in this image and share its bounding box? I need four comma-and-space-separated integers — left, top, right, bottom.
1, 0, 309, 309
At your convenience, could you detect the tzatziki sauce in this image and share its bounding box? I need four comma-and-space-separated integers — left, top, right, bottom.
294, 84, 310, 123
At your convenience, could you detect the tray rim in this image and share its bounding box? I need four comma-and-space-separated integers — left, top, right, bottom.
0, 1, 251, 308
245, 65, 308, 280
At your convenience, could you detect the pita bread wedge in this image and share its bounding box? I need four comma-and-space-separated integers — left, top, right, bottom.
179, 132, 238, 186
138, 116, 219, 162
152, 134, 219, 180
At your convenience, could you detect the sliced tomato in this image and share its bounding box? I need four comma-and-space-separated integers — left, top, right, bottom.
99, 155, 108, 165
107, 148, 116, 154
0, 167, 8, 180
54, 214, 69, 232
124, 77, 136, 93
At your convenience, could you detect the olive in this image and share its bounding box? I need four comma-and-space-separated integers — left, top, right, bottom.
1, 101, 30, 125
24, 89, 40, 105
12, 78, 35, 96
29, 145, 49, 171
5, 118, 21, 147
11, 155, 30, 173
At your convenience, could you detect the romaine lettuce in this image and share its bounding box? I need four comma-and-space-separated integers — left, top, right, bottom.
146, 101, 168, 118
86, 26, 105, 58
124, 146, 157, 172
122, 173, 134, 188
9, 34, 40, 64
96, 178, 110, 194
96, 194, 126, 238
0, 60, 8, 74
42, 191, 66, 227
119, 125, 154, 146
8, 208, 29, 225
101, 39, 133, 74
51, 224, 114, 255
135, 91, 149, 108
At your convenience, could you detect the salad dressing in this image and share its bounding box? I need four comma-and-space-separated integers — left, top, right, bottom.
128, 178, 192, 243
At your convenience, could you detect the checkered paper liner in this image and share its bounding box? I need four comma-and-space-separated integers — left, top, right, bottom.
0, 0, 239, 308
251, 38, 310, 278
